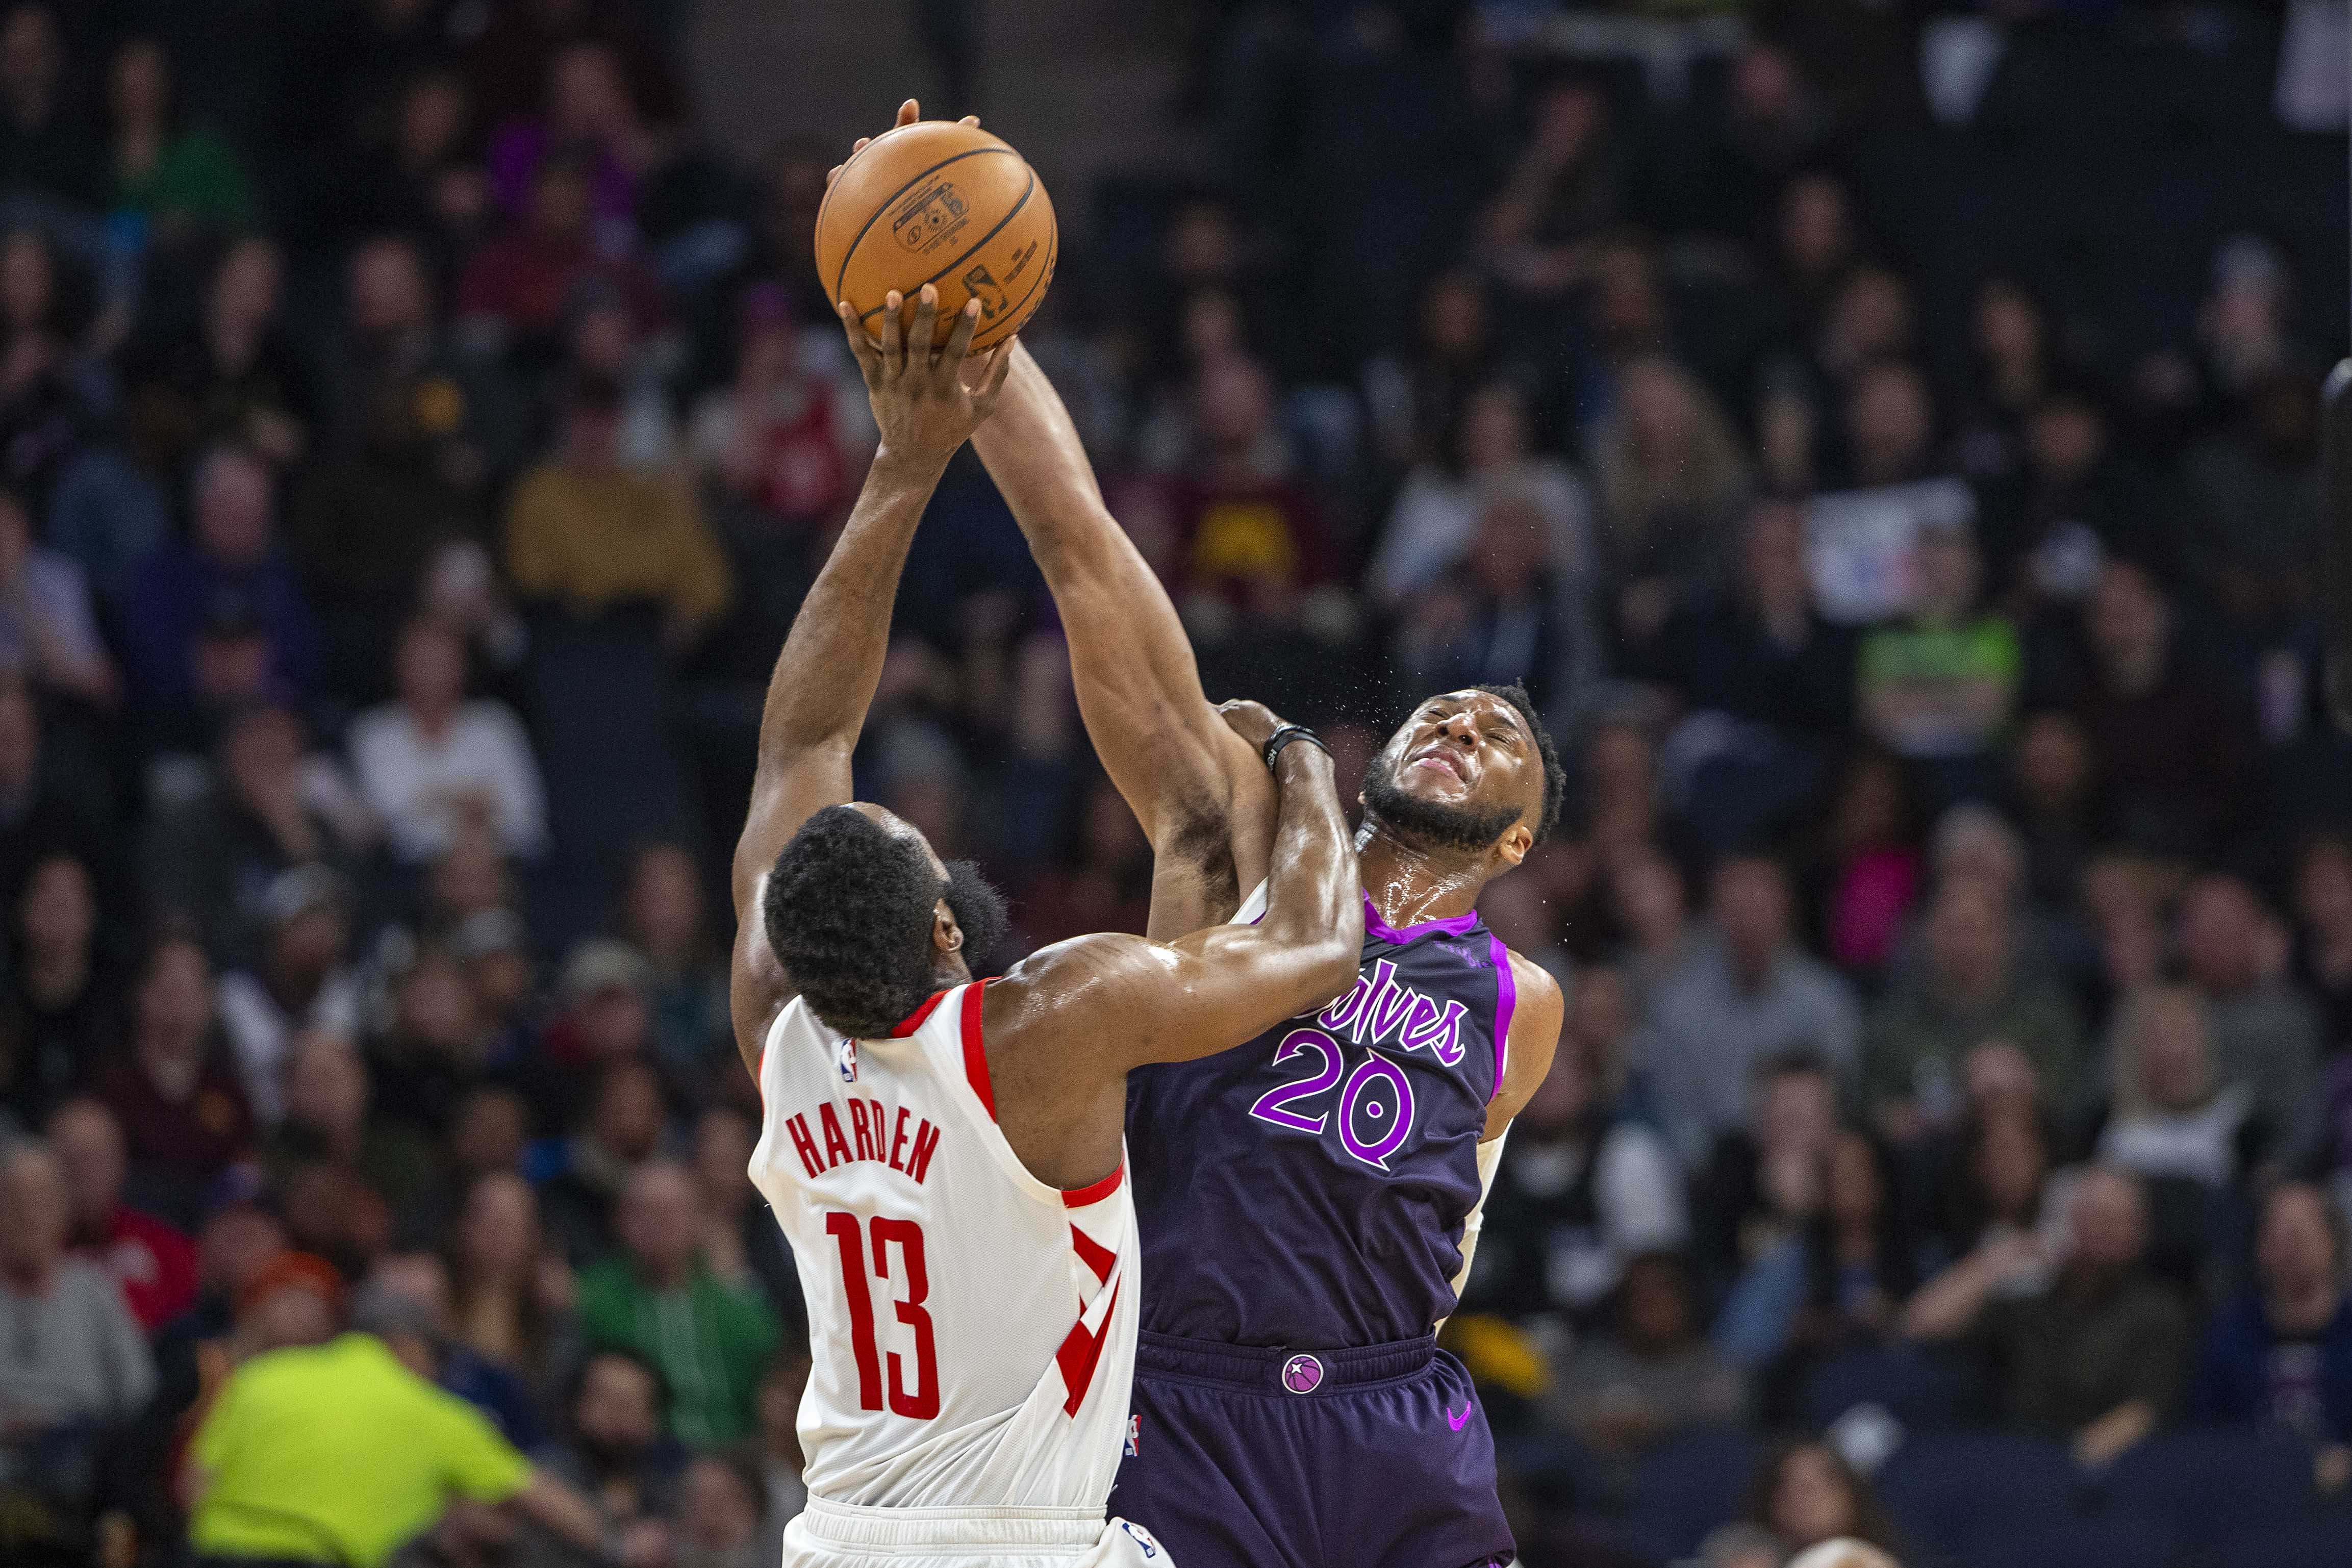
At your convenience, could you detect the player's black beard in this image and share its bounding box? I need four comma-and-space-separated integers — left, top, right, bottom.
1361, 765, 1525, 853
943, 859, 1009, 969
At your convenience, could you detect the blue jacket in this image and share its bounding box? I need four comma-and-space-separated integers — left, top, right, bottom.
2191, 1291, 2352, 1443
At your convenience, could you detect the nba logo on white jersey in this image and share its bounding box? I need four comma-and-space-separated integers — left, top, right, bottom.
1125, 1414, 1141, 1456
836, 1035, 858, 1084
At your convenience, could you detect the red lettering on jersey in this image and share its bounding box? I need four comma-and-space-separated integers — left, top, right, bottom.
888, 1106, 912, 1172
847, 1100, 876, 1162
818, 1103, 854, 1170
906, 1118, 941, 1184
867, 1098, 887, 1158
785, 1114, 824, 1180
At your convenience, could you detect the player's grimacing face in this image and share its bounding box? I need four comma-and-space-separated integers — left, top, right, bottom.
1380, 691, 1539, 823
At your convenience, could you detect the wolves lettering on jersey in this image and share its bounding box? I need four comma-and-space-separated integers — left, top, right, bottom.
1126, 889, 1511, 1348
749, 981, 1142, 1511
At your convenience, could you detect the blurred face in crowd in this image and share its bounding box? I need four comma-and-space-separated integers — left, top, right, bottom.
549, 42, 633, 141
395, 619, 468, 722
1421, 272, 1485, 360
108, 38, 172, 133
349, 238, 432, 338
450, 1088, 530, 1178
626, 844, 704, 964
1962, 1039, 2039, 1115
2257, 1184, 2343, 1311
1756, 1065, 1835, 1159
531, 162, 594, 241
693, 1105, 755, 1215
0, 1142, 67, 1279
1910, 526, 1980, 622
678, 1455, 764, 1553
212, 238, 283, 329
274, 900, 349, 991
1530, 81, 1605, 165
1520, 1034, 1595, 1137
2026, 396, 2104, 488
1926, 881, 2010, 1004
1194, 355, 1274, 455
1457, 382, 1529, 472
2125, 989, 2213, 1112
1931, 807, 2025, 905
592, 1061, 666, 1164
1713, 856, 1793, 974
1469, 492, 1548, 599
1829, 752, 1904, 852
1769, 1445, 1860, 1549
2068, 1167, 2148, 1272
2086, 561, 2168, 691
20, 851, 93, 962
1778, 174, 1852, 284
0, 7, 60, 110
1821, 268, 1913, 380
1567, 963, 1634, 1065
2179, 876, 2265, 995
46, 1099, 125, 1233
562, 399, 622, 469
1618, 356, 1703, 460
2015, 711, 2091, 818
194, 448, 275, 564
1973, 1105, 2047, 1222
1612, 846, 1686, 945
245, 1274, 339, 1352
459, 1171, 541, 1280
398, 71, 470, 168
284, 1032, 369, 1138
1739, 501, 1809, 613
2297, 837, 2352, 934
1845, 362, 1933, 487
618, 1161, 701, 1282
1975, 281, 2043, 376
575, 1352, 662, 1459
1730, 42, 1799, 123
1826, 1131, 1884, 1229
0, 228, 49, 332
431, 825, 511, 920
1179, 290, 1245, 367
137, 939, 214, 1061
1619, 1254, 1695, 1354
1164, 201, 1238, 283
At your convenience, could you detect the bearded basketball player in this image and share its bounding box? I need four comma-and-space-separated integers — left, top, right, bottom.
731, 282, 1364, 1567
830, 102, 1567, 1568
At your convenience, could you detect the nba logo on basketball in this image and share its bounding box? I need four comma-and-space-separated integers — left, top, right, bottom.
836, 1037, 858, 1084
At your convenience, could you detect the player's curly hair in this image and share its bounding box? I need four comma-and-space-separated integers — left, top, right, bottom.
764, 806, 1006, 1039
1474, 682, 1566, 844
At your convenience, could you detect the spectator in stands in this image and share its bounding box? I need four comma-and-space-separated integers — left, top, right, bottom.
693, 1102, 799, 1326
540, 1055, 668, 1264
2071, 557, 2255, 858
1907, 1165, 2188, 1463
621, 840, 728, 1073
0, 850, 116, 1129
1837, 360, 1938, 491
1393, 479, 1599, 718
459, 153, 665, 349
0, 5, 100, 206
1696, 1053, 1838, 1294
448, 1170, 578, 1404
1466, 965, 1685, 1327
1855, 515, 2017, 776
0, 1139, 156, 1437
47, 1096, 197, 1332
0, 677, 113, 915
2177, 873, 2321, 1151
578, 1159, 781, 1448
187, 1280, 610, 1568
2008, 710, 2100, 913
0, 486, 115, 706
1863, 877, 2086, 1137
689, 281, 872, 533
97, 935, 252, 1227
1590, 355, 1750, 616
2193, 1181, 2352, 1489
104, 37, 254, 232
1743, 1441, 1906, 1563
1648, 855, 1861, 1162
367, 941, 488, 1142
2094, 985, 2264, 1187
2293, 832, 2352, 1055
218, 867, 363, 1125
1370, 378, 1590, 609
1927, 1093, 2065, 1279
123, 446, 320, 711
676, 1449, 769, 1568
488, 39, 646, 232
532, 937, 657, 1122
539, 1347, 687, 1535
1807, 748, 1920, 979
351, 616, 547, 864
268, 1030, 443, 1223
1554, 1250, 1746, 1455
360, 1251, 549, 1448
503, 370, 731, 643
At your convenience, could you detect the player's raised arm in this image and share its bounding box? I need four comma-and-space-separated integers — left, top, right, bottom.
729, 287, 1012, 1070
973, 344, 1277, 936
995, 701, 1360, 1070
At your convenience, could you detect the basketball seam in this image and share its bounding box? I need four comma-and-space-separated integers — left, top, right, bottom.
973, 220, 1056, 348
854, 164, 1038, 324
828, 145, 1019, 302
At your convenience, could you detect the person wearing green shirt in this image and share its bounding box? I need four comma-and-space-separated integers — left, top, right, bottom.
577, 1159, 782, 1448
1858, 516, 2020, 762
188, 1293, 607, 1568
106, 37, 255, 230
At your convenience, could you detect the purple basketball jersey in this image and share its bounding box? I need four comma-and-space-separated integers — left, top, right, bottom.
1125, 893, 1513, 1348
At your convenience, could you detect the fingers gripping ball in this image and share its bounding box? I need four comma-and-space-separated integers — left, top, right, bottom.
815, 120, 1056, 351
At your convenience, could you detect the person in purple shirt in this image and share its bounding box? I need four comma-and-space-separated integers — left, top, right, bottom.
121, 444, 321, 712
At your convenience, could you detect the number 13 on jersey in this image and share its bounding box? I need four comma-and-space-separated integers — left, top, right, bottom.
824, 1211, 940, 1419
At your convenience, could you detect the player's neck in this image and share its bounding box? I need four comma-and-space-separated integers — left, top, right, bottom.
1354, 825, 1490, 930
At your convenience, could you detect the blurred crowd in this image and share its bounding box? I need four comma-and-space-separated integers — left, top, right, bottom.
0, 1, 2345, 1567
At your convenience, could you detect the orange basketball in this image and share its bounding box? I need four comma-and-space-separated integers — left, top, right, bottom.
814, 120, 1056, 352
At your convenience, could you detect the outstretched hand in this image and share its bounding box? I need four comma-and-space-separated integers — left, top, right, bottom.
827, 98, 977, 188
838, 284, 1013, 463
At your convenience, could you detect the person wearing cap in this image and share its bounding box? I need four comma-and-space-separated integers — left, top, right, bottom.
217, 865, 363, 1126
187, 1259, 613, 1568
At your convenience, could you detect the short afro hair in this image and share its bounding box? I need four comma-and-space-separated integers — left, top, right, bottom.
1474, 682, 1565, 844
764, 805, 943, 1039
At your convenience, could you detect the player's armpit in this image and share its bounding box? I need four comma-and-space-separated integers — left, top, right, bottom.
1483, 951, 1564, 1140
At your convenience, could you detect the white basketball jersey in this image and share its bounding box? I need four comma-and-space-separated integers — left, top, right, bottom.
749, 980, 1141, 1511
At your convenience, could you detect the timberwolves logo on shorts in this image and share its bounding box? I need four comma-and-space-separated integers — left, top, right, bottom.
1281, 1354, 1324, 1394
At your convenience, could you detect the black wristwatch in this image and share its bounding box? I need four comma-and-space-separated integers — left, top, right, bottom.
1262, 724, 1331, 771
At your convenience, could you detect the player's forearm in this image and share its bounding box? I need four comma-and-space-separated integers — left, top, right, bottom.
753, 447, 947, 764
1254, 742, 1363, 995
971, 344, 1106, 535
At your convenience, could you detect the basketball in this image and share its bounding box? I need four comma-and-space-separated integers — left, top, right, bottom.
814, 119, 1057, 351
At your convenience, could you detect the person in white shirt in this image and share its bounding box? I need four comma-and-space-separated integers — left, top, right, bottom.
349, 617, 546, 863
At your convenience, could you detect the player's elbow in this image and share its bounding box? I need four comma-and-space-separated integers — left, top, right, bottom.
1294, 934, 1361, 1011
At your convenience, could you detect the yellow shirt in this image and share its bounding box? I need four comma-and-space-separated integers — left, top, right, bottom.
191, 1333, 533, 1568
503, 461, 734, 629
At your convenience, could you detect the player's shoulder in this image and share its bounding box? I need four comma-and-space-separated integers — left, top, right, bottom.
1500, 944, 1564, 1024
